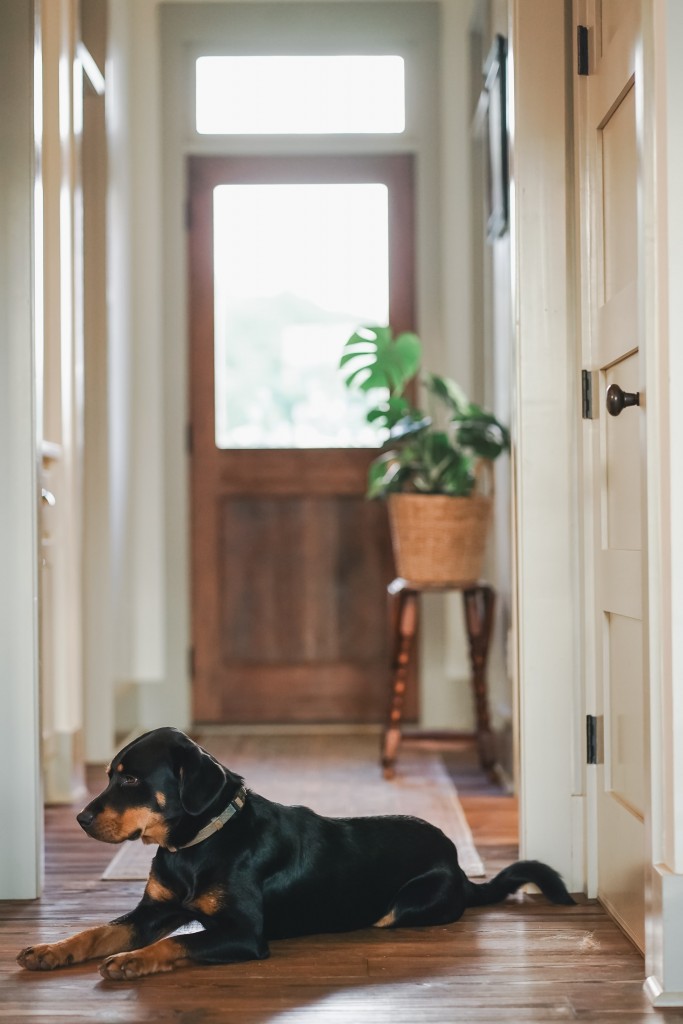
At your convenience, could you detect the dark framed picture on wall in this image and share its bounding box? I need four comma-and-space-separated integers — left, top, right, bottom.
483, 34, 509, 241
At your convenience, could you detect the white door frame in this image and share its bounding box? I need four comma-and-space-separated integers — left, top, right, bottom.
641, 0, 683, 1005
510, 0, 584, 891
0, 0, 43, 900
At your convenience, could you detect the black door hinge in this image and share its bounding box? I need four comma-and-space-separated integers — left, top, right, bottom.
582, 369, 595, 419
577, 25, 589, 76
586, 715, 597, 764
586, 714, 603, 765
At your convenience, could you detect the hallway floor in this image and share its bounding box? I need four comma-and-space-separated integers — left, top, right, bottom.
0, 736, 679, 1023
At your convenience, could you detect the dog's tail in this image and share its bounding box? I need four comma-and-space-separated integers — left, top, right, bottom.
463, 859, 575, 908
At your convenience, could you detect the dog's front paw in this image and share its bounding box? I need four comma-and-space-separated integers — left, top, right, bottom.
100, 950, 176, 981
17, 944, 73, 971
100, 952, 145, 981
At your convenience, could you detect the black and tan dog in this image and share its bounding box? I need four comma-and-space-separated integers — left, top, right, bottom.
17, 728, 574, 980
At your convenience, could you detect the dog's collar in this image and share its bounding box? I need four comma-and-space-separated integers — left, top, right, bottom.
167, 784, 247, 853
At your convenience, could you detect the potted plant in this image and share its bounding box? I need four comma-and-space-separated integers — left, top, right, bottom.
339, 326, 510, 585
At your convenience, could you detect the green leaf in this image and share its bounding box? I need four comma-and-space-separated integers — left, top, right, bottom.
422, 430, 453, 466
366, 453, 403, 499
425, 373, 469, 414
455, 411, 510, 460
367, 395, 413, 431
388, 332, 422, 390
438, 455, 475, 496
339, 326, 422, 397
388, 414, 431, 442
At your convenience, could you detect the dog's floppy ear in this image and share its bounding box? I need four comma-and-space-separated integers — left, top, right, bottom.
173, 737, 227, 816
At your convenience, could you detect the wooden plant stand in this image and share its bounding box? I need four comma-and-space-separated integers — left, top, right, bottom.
381, 577, 496, 779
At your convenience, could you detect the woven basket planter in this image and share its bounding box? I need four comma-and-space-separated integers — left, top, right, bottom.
388, 492, 492, 586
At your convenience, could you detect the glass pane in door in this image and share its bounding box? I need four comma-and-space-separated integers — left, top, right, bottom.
213, 182, 389, 449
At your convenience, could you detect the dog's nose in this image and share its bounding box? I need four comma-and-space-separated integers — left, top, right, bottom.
77, 809, 95, 830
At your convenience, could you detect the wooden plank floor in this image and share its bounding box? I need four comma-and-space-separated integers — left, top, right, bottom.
2, 736, 682, 1023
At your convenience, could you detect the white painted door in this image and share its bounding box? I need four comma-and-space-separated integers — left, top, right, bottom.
575, 0, 647, 950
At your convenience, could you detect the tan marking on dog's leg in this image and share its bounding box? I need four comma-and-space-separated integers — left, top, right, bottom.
100, 937, 190, 980
17, 923, 135, 971
144, 873, 175, 903
373, 909, 397, 928
188, 886, 225, 917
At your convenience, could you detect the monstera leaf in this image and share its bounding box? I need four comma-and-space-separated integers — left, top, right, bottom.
424, 373, 469, 416
340, 326, 421, 397
366, 395, 414, 432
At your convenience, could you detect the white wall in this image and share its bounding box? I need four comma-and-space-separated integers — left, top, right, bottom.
0, 0, 43, 898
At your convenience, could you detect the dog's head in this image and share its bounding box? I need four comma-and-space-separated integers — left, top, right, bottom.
76, 728, 241, 847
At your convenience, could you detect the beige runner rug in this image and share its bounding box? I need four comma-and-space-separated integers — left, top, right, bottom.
103, 733, 485, 880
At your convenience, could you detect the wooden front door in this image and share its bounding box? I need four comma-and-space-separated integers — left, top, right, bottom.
575, 0, 647, 949
188, 155, 415, 724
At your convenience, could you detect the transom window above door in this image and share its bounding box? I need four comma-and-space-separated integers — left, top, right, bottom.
195, 55, 405, 135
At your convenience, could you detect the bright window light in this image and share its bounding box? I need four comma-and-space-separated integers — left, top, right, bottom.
196, 55, 405, 134
213, 182, 390, 449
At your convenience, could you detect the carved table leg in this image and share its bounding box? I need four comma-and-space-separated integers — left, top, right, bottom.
462, 584, 496, 773
381, 588, 418, 779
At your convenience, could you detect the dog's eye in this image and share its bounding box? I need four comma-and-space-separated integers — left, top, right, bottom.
120, 775, 140, 787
